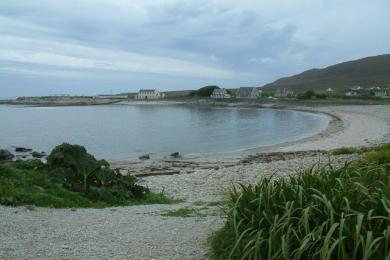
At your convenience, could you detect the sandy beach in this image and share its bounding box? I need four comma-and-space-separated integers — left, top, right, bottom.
1, 105, 390, 259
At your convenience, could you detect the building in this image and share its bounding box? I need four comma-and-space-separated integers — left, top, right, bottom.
326, 88, 335, 96
345, 91, 358, 97
374, 90, 389, 97
350, 86, 362, 91
135, 89, 165, 100
238, 87, 262, 99
274, 87, 294, 97
210, 88, 231, 99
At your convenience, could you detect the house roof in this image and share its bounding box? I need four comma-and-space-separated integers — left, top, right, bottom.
212, 88, 226, 94
239, 87, 256, 96
139, 89, 157, 93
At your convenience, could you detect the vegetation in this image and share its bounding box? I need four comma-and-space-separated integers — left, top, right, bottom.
210, 144, 390, 259
297, 90, 327, 100
161, 207, 206, 217
262, 54, 390, 92
194, 85, 220, 97
0, 143, 175, 208
331, 147, 369, 155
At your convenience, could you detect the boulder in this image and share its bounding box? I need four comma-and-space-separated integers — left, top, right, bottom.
0, 149, 15, 161
170, 152, 181, 158
139, 154, 150, 160
31, 151, 47, 158
15, 147, 32, 152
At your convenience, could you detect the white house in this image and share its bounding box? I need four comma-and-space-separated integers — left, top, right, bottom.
135, 89, 165, 100
210, 88, 231, 99
345, 91, 358, 97
238, 87, 262, 99
274, 87, 294, 97
374, 90, 389, 97
350, 86, 362, 91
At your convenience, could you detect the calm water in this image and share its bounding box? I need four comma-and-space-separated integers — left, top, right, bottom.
0, 105, 330, 161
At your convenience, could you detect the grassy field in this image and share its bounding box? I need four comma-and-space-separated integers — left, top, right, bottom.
210, 144, 390, 259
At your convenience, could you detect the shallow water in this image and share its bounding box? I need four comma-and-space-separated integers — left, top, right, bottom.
0, 105, 330, 161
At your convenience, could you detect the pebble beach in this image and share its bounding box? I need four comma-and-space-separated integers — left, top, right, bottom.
1, 105, 390, 259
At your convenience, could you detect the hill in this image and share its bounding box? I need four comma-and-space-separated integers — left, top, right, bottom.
262, 54, 390, 93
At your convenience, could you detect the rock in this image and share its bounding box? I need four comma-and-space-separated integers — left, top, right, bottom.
139, 154, 150, 160
15, 147, 32, 152
170, 152, 181, 158
0, 149, 15, 161
31, 151, 46, 158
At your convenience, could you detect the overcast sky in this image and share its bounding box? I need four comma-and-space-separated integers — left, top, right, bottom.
1, 0, 390, 97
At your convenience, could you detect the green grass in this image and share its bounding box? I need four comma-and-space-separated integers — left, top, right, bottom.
279, 97, 390, 105
192, 200, 227, 207
161, 207, 206, 217
0, 161, 177, 208
210, 144, 390, 259
331, 144, 390, 155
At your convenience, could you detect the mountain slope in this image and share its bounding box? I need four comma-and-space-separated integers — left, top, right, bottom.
262, 54, 390, 92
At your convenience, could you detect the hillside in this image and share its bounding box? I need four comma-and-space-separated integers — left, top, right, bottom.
262, 54, 390, 92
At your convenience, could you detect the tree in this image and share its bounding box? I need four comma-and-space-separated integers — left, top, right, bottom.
196, 85, 220, 96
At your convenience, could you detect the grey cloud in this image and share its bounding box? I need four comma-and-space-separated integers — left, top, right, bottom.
1, 0, 390, 97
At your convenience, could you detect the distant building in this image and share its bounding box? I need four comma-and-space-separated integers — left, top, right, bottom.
345, 91, 358, 97
135, 89, 165, 100
350, 86, 362, 91
374, 90, 389, 97
210, 88, 231, 99
326, 88, 335, 96
238, 87, 262, 99
274, 87, 294, 97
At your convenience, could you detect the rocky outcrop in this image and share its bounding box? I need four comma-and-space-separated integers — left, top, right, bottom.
15, 147, 32, 152
139, 154, 150, 160
0, 149, 15, 161
31, 151, 47, 158
169, 152, 181, 158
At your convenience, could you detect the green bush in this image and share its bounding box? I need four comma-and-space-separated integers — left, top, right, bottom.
297, 90, 327, 100
0, 143, 174, 208
331, 147, 362, 155
211, 145, 390, 259
196, 85, 220, 97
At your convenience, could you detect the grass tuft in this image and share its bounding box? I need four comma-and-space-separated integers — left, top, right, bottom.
161, 207, 206, 217
210, 143, 390, 259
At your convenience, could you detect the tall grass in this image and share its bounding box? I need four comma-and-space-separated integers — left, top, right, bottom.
211, 145, 390, 259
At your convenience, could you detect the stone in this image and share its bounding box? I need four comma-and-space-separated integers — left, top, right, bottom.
0, 149, 15, 161
170, 152, 181, 158
31, 151, 46, 158
139, 154, 150, 160
15, 147, 33, 152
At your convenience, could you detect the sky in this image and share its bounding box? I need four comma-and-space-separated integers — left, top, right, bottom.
1, 0, 390, 98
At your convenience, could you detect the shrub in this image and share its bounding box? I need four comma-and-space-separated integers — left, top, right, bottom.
0, 143, 174, 208
331, 147, 362, 155
211, 145, 390, 259
196, 85, 220, 97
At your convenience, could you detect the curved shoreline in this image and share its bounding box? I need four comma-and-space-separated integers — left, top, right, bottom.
2, 105, 389, 260
110, 104, 389, 165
